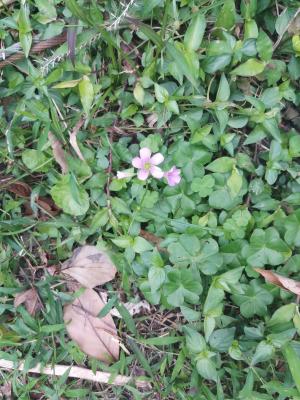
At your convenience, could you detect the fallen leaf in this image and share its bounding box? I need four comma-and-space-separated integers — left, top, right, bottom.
36, 196, 60, 216
255, 268, 300, 296
62, 245, 117, 289
6, 181, 31, 197
14, 288, 41, 315
0, 382, 11, 398
64, 288, 119, 363
69, 119, 85, 161
48, 132, 68, 174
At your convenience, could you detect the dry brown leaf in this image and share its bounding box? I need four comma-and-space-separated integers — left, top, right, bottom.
48, 132, 68, 174
64, 288, 119, 363
14, 288, 41, 315
36, 196, 60, 216
0, 382, 11, 399
69, 119, 85, 161
255, 268, 300, 296
6, 181, 31, 197
62, 245, 117, 289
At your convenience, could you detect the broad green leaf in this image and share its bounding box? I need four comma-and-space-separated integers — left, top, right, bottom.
243, 227, 291, 267
196, 357, 218, 382
231, 59, 265, 76
227, 166, 243, 197
133, 82, 145, 106
215, 0, 236, 31
166, 42, 198, 88
283, 343, 300, 393
79, 76, 94, 115
51, 174, 89, 216
184, 327, 206, 353
132, 237, 153, 253
206, 157, 235, 173
252, 341, 274, 365
216, 73, 230, 102
191, 175, 215, 197
232, 280, 273, 318
154, 84, 169, 103
268, 304, 296, 328
184, 12, 206, 51
209, 328, 235, 353
256, 30, 273, 61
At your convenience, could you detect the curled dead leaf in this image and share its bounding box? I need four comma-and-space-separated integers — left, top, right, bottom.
69, 119, 85, 161
255, 268, 300, 296
62, 245, 117, 289
14, 288, 41, 316
64, 288, 119, 363
48, 132, 68, 174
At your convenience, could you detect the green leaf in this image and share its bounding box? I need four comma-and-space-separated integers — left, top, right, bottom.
18, 3, 32, 57
132, 237, 153, 253
184, 327, 206, 353
166, 42, 198, 88
206, 157, 235, 173
243, 227, 291, 267
277, 210, 300, 247
133, 82, 145, 106
191, 124, 213, 144
215, 0, 236, 31
257, 30, 273, 61
22, 149, 48, 172
168, 235, 223, 275
209, 328, 235, 353
148, 266, 165, 292
154, 84, 169, 103
231, 59, 265, 76
191, 175, 215, 197
232, 280, 273, 318
283, 343, 300, 393
53, 79, 80, 89
51, 174, 89, 216
78, 76, 94, 115
164, 269, 202, 307
262, 118, 281, 142
268, 304, 296, 328
184, 12, 206, 51
227, 166, 243, 197
196, 356, 218, 382
252, 341, 274, 365
216, 73, 230, 102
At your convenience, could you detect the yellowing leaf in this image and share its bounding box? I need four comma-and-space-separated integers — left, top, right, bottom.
62, 245, 117, 288
64, 288, 119, 363
53, 79, 80, 89
231, 59, 265, 76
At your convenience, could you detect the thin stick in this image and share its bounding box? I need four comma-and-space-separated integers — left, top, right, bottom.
0, 359, 149, 388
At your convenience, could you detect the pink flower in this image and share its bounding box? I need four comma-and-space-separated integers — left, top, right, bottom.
132, 147, 164, 180
164, 166, 181, 186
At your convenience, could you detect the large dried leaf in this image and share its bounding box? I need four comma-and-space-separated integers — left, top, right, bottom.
62, 245, 117, 288
64, 288, 119, 362
255, 268, 300, 296
14, 288, 41, 315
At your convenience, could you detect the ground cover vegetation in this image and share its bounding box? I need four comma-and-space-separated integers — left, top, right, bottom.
1, 0, 300, 398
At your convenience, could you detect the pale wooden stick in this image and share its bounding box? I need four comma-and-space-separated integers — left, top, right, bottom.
0, 359, 149, 388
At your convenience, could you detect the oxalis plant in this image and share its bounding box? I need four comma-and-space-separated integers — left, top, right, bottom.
1, 0, 300, 398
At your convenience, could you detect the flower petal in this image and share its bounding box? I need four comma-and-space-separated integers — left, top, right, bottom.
137, 169, 150, 180
132, 157, 143, 168
150, 153, 164, 165
150, 166, 164, 179
139, 147, 151, 162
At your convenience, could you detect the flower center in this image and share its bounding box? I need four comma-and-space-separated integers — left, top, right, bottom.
144, 162, 151, 170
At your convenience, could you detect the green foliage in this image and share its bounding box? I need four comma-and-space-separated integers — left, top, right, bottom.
1, 0, 300, 398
